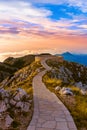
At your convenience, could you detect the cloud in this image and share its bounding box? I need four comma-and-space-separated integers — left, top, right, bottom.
0, 1, 52, 21
0, 50, 32, 62
79, 25, 87, 29
0, 0, 87, 41
0, 26, 20, 34
29, 0, 87, 13
0, 18, 86, 39
0, 49, 58, 62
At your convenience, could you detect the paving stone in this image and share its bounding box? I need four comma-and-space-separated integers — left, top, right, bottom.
36, 128, 54, 130
68, 122, 77, 129
56, 122, 69, 130
55, 117, 66, 122
27, 126, 36, 130
42, 121, 56, 128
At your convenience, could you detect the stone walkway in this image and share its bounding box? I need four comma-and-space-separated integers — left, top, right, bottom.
27, 59, 77, 130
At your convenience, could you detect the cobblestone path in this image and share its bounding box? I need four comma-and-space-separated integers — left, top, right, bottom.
27, 59, 77, 130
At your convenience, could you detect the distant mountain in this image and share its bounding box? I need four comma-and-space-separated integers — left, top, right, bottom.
62, 52, 73, 56
56, 52, 87, 66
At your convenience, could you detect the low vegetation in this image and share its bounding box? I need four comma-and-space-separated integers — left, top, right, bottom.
0, 54, 35, 83
3, 54, 35, 69
43, 59, 87, 130
0, 61, 42, 130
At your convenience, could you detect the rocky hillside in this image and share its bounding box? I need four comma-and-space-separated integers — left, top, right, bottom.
0, 54, 35, 83
0, 53, 51, 83
3, 54, 35, 69
43, 58, 87, 130
46, 59, 87, 93
0, 62, 17, 82
0, 60, 42, 130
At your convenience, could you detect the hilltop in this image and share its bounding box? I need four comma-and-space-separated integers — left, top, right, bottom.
0, 53, 51, 82
0, 54, 87, 130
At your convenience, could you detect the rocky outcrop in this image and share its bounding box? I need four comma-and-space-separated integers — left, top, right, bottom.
55, 86, 73, 96
75, 82, 87, 95
5, 115, 13, 128
0, 62, 17, 82
75, 82, 83, 89
0, 62, 34, 89
47, 59, 87, 95
55, 86, 61, 91
59, 87, 73, 96
80, 89, 87, 95
0, 88, 32, 129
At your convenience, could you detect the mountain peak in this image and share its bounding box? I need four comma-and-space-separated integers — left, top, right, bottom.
62, 52, 73, 56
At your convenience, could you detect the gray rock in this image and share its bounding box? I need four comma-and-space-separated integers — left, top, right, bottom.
63, 77, 68, 83
78, 72, 81, 77
0, 101, 7, 112
61, 90, 73, 96
55, 86, 61, 91
6, 104, 10, 109
59, 87, 73, 96
4, 98, 9, 104
16, 101, 23, 108
10, 99, 16, 106
14, 88, 27, 101
28, 100, 32, 103
65, 68, 73, 76
80, 89, 87, 95
83, 84, 87, 90
75, 82, 83, 88
22, 102, 30, 112
16, 101, 30, 112
5, 115, 13, 128
0, 88, 9, 98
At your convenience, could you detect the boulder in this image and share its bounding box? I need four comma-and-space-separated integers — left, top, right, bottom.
22, 102, 30, 112
0, 88, 9, 99
83, 84, 87, 90
28, 100, 32, 103
80, 89, 87, 95
0, 101, 8, 112
61, 90, 73, 96
16, 101, 23, 108
55, 86, 61, 91
16, 101, 30, 112
59, 87, 73, 96
14, 88, 27, 101
4, 98, 9, 104
10, 99, 16, 106
5, 115, 13, 128
75, 82, 83, 89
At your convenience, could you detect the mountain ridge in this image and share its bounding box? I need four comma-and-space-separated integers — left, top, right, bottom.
56, 52, 87, 66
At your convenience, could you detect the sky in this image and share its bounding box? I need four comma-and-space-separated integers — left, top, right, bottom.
0, 0, 87, 61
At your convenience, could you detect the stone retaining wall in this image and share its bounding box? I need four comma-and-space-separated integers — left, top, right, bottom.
35, 55, 64, 62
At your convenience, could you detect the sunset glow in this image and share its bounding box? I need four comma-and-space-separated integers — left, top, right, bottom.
0, 0, 87, 61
